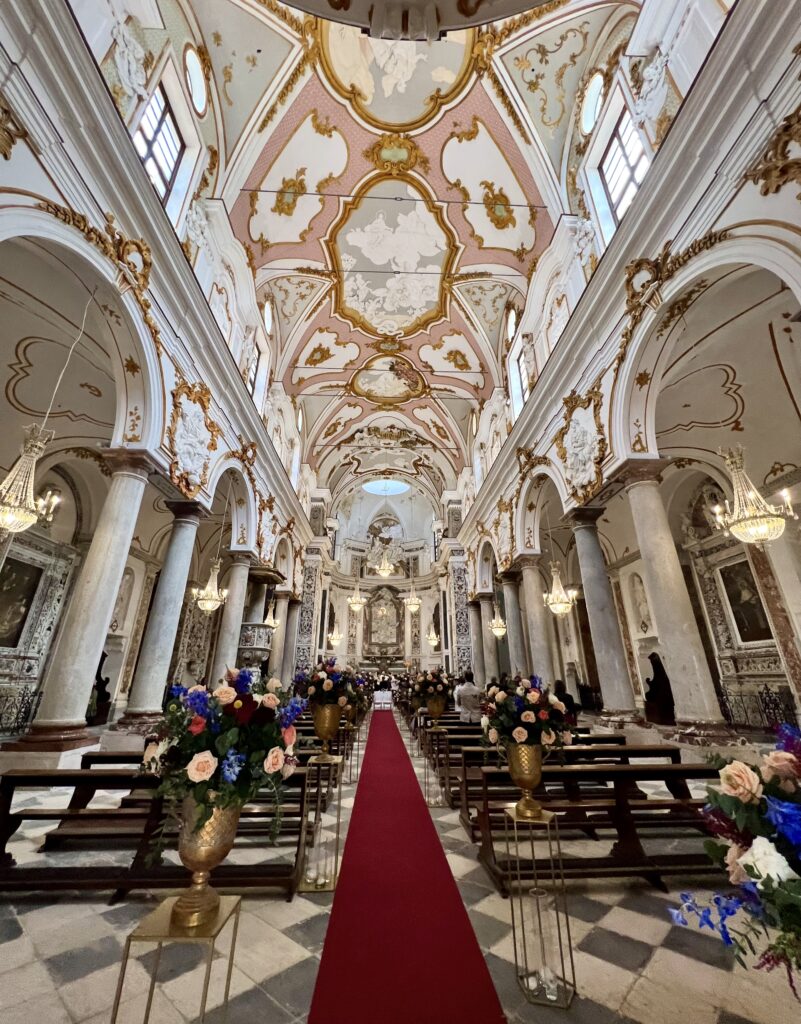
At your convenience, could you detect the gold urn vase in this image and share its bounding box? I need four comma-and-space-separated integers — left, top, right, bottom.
426, 693, 447, 721
172, 795, 241, 929
313, 703, 342, 762
506, 743, 543, 820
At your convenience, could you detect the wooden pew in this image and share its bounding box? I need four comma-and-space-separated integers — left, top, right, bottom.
474, 761, 719, 895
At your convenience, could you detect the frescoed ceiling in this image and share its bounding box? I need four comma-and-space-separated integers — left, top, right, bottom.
163, 0, 640, 499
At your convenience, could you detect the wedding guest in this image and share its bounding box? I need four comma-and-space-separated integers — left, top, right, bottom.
457, 670, 482, 723
553, 679, 578, 726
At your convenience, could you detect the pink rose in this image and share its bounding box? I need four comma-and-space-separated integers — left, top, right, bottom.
761, 750, 799, 793
719, 761, 763, 804
725, 843, 750, 884
282, 725, 297, 749
512, 726, 528, 743
488, 728, 499, 744
323, 680, 333, 692
186, 751, 218, 783
527, 690, 540, 704
563, 730, 573, 746
263, 747, 285, 774
337, 695, 347, 706
436, 684, 443, 692
496, 692, 507, 703
521, 711, 536, 723
267, 677, 282, 693
308, 685, 316, 696
215, 686, 237, 706
188, 684, 206, 693
552, 700, 566, 714
262, 693, 280, 709
542, 729, 556, 746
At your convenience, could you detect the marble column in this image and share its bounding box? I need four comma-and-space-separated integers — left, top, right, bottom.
568, 509, 636, 716
479, 595, 501, 685
500, 573, 528, 676
519, 557, 556, 685
626, 472, 723, 723
23, 454, 151, 748
245, 581, 268, 623
209, 555, 250, 686
268, 593, 290, 676
280, 598, 301, 685
119, 502, 203, 726
468, 601, 486, 685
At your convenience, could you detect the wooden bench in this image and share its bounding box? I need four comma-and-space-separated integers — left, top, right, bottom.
0, 766, 311, 899
474, 761, 719, 895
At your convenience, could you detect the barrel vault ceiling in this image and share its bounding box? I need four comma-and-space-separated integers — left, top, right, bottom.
161, 0, 641, 500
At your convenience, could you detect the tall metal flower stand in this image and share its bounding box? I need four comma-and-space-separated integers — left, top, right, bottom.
299, 754, 343, 892
504, 807, 576, 1009
112, 895, 241, 1023
422, 727, 447, 807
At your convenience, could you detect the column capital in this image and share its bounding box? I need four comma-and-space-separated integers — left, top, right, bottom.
499, 570, 521, 585
616, 457, 672, 489
564, 506, 605, 529
514, 553, 546, 572
103, 448, 159, 478
165, 500, 206, 522
230, 552, 252, 566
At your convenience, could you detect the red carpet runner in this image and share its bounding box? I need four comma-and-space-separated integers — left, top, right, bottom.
308, 711, 506, 1024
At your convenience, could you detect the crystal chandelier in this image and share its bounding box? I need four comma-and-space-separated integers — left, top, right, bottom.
489, 605, 507, 638
347, 581, 367, 611
328, 624, 343, 646
426, 622, 439, 647
376, 546, 395, 578
36, 486, 62, 524
714, 447, 796, 545
192, 558, 228, 613
0, 424, 55, 533
0, 291, 94, 534
264, 600, 279, 629
404, 581, 421, 614
544, 562, 578, 616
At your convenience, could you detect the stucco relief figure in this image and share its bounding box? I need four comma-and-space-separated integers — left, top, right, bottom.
630, 572, 652, 635
563, 406, 601, 491
185, 200, 210, 253
174, 400, 212, 490
111, 18, 148, 100
110, 567, 134, 634
634, 50, 669, 132
574, 216, 597, 269
370, 39, 428, 99
495, 511, 512, 567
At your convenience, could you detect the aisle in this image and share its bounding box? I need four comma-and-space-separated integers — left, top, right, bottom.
308, 712, 505, 1024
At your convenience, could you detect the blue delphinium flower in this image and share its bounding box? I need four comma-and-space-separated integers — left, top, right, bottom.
279, 696, 307, 729
233, 669, 252, 695
185, 689, 210, 716
529, 675, 543, 691
668, 907, 688, 926
221, 750, 245, 783
765, 796, 801, 848
169, 684, 187, 698
775, 723, 801, 758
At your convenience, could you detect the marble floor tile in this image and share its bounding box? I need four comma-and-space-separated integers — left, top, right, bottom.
160, 960, 255, 1019
59, 958, 152, 1020
0, 958, 58, 1011
0, 990, 74, 1024
597, 905, 674, 947
232, 913, 312, 984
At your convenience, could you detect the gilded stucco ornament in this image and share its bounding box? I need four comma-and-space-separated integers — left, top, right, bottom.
745, 102, 801, 199
167, 382, 223, 498
554, 383, 606, 504
0, 95, 27, 160
363, 134, 430, 176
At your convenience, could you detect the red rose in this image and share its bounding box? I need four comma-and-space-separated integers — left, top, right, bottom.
538, 710, 549, 720
188, 714, 206, 735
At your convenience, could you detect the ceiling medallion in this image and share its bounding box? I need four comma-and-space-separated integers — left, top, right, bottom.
348, 354, 428, 406
481, 180, 516, 230
316, 21, 476, 130
367, 336, 410, 355
364, 134, 430, 176
271, 169, 307, 216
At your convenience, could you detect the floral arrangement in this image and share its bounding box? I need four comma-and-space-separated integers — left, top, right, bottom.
413, 670, 452, 700
482, 675, 570, 748
305, 658, 350, 708
670, 724, 801, 995
143, 667, 305, 829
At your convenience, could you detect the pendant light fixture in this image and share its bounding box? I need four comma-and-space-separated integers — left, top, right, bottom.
426, 621, 439, 647
489, 604, 507, 638
714, 446, 796, 545
543, 562, 577, 616
348, 580, 367, 611
192, 482, 231, 614
0, 290, 94, 533
403, 489, 421, 612
328, 622, 343, 646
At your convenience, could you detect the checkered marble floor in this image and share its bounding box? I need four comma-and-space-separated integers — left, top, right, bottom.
0, 711, 796, 1024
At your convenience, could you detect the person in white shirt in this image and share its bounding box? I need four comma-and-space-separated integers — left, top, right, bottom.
455, 670, 482, 723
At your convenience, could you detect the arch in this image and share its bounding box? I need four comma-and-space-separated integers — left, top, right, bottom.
476, 538, 499, 593
611, 229, 801, 460
514, 463, 571, 553
0, 206, 164, 452
206, 461, 257, 551
274, 534, 294, 588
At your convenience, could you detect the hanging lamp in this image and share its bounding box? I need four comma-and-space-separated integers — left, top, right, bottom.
0, 291, 94, 533
489, 604, 507, 638
403, 487, 421, 612
544, 561, 577, 616
714, 446, 795, 545
192, 482, 231, 613
328, 623, 343, 646
426, 621, 439, 647
347, 580, 367, 611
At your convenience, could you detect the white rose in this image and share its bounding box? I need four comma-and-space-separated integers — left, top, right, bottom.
480, 715, 489, 731
516, 687, 524, 696
738, 836, 800, 888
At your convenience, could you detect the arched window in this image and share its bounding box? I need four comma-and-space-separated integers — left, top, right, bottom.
506, 306, 518, 342
183, 46, 208, 117
263, 296, 273, 335
580, 71, 605, 135
296, 405, 303, 433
